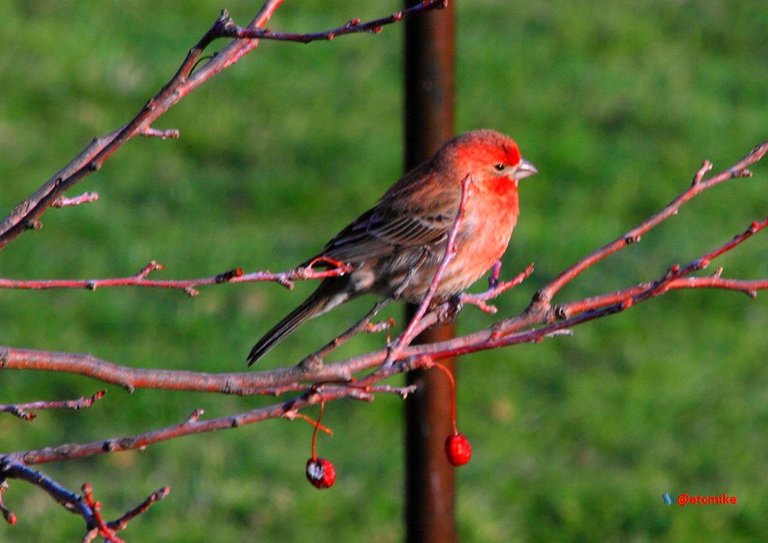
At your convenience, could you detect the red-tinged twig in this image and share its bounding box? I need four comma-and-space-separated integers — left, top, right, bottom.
81, 483, 125, 543
6, 387, 372, 467
530, 141, 768, 314
396, 215, 768, 362
2, 203, 767, 400
0, 480, 16, 526
105, 486, 170, 536
460, 262, 534, 314
0, 391, 105, 421
553, 274, 767, 318
552, 216, 768, 319
616, 216, 768, 305
4, 202, 766, 398
392, 174, 472, 354
0, 459, 169, 540
3, 199, 768, 470
0, 260, 353, 296
232, 0, 447, 43
284, 410, 334, 436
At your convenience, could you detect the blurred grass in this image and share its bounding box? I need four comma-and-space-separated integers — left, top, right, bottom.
1, 1, 767, 541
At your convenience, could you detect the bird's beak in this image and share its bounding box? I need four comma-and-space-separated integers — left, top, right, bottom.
513, 158, 538, 180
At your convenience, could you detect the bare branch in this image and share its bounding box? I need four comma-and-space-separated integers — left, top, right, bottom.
393, 174, 473, 353
532, 141, 768, 311
0, 261, 352, 295
0, 0, 448, 251
0, 391, 105, 421
231, 0, 448, 43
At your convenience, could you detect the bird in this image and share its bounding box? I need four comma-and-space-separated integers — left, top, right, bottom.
247, 129, 537, 365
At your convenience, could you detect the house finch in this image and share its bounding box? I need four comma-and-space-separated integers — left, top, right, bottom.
247, 129, 537, 365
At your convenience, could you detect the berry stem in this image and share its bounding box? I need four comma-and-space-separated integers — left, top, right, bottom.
431, 362, 458, 435
310, 397, 326, 460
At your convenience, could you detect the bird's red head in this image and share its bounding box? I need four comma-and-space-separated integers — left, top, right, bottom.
440, 129, 537, 187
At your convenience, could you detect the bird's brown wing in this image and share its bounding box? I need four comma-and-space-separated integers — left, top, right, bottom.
319, 207, 451, 264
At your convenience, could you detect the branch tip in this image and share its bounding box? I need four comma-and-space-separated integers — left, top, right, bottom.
692, 160, 713, 184
186, 408, 205, 423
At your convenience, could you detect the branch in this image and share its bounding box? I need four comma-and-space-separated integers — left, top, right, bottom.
0, 0, 448, 251
0, 459, 168, 541
531, 142, 768, 311
7, 387, 367, 467
2, 0, 766, 535
231, 0, 448, 43
393, 174, 473, 353
0, 260, 353, 297
2, 144, 765, 400
0, 391, 105, 421
4, 139, 768, 397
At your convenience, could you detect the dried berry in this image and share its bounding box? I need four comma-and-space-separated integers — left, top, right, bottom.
306, 457, 336, 489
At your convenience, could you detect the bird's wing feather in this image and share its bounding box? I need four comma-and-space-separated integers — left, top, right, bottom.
319, 207, 450, 264
296, 160, 463, 267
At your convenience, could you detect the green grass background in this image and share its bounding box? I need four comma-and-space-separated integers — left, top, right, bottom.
1, 1, 767, 541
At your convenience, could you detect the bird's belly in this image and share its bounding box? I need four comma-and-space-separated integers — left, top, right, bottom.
381, 217, 515, 303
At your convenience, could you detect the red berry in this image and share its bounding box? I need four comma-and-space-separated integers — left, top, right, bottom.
445, 432, 472, 466
306, 457, 336, 489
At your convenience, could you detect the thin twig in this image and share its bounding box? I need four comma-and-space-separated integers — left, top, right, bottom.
0, 391, 105, 421
393, 174, 473, 353
531, 142, 768, 312
0, 0, 448, 251
0, 261, 352, 295
296, 299, 392, 371
231, 1, 448, 43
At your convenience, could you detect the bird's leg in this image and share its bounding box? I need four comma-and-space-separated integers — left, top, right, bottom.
296, 298, 392, 371
436, 294, 463, 322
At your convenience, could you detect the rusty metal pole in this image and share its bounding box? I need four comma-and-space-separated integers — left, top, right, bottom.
403, 2, 456, 542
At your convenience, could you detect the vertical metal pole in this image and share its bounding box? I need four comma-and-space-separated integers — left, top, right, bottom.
403, 2, 456, 542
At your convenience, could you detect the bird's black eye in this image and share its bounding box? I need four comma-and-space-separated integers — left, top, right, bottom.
493, 163, 505, 172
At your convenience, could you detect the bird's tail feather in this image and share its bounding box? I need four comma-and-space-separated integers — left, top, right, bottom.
247, 285, 339, 366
